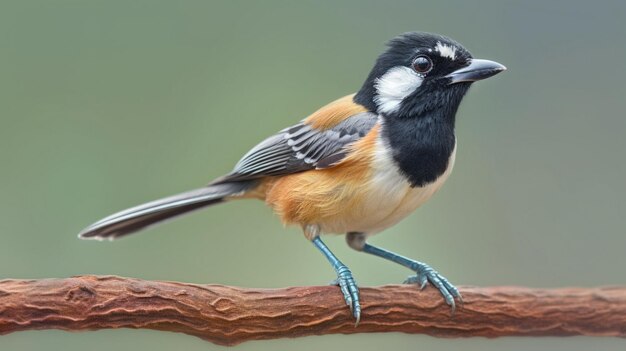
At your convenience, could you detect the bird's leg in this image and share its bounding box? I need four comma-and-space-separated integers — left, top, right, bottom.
306, 225, 361, 324
346, 232, 461, 313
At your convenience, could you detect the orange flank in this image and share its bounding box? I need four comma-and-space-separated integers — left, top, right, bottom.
264, 125, 380, 231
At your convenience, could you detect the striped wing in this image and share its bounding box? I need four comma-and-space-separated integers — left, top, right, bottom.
213, 111, 378, 183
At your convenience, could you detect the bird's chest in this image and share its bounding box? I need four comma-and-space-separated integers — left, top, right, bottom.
348, 138, 456, 234
265, 122, 456, 235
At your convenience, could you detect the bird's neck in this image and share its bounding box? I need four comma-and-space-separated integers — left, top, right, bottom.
380, 109, 457, 188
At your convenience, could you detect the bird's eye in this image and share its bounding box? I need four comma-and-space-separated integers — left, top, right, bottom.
412, 55, 433, 74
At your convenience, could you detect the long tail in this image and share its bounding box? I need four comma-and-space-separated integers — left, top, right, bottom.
78, 181, 256, 240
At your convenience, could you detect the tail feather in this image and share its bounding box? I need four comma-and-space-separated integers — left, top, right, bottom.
78, 181, 255, 240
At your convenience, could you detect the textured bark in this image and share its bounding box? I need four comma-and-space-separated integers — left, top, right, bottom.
0, 276, 624, 345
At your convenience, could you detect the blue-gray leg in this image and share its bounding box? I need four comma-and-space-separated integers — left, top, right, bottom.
310, 234, 361, 324
346, 232, 462, 313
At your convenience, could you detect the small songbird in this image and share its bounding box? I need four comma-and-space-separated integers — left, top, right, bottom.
79, 32, 505, 323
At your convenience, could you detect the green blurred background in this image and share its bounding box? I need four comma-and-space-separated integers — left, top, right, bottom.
1, 0, 625, 350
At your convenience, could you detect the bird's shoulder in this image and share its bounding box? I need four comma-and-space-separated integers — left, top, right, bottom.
211, 94, 379, 184
303, 94, 371, 130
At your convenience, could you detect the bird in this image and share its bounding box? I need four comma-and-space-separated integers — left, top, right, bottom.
79, 31, 506, 324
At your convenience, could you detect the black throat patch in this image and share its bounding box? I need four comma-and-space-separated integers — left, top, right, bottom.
381, 111, 457, 188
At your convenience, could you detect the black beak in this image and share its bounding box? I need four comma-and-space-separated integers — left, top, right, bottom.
446, 59, 506, 84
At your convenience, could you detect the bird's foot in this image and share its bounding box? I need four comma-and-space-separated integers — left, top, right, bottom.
404, 261, 462, 313
330, 265, 361, 325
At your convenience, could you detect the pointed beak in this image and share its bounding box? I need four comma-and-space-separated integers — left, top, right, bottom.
446, 59, 506, 84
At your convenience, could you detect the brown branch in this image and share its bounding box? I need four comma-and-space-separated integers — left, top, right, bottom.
0, 275, 624, 345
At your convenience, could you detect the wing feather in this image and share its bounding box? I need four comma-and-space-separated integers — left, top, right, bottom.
212, 111, 378, 184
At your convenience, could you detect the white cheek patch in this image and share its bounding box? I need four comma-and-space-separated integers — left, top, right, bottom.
435, 41, 457, 60
374, 66, 422, 114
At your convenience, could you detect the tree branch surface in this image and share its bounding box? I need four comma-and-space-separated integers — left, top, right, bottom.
0, 275, 624, 345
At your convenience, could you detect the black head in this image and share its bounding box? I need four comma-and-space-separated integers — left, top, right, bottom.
354, 32, 505, 119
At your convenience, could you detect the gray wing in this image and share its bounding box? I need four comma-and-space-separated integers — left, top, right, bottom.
213, 112, 378, 183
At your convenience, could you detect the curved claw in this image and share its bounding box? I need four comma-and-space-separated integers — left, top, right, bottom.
333, 266, 361, 325
404, 263, 462, 314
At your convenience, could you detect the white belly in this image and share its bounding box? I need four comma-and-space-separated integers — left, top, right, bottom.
321, 137, 456, 235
